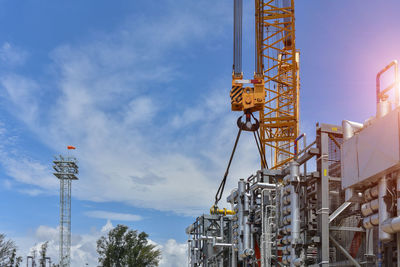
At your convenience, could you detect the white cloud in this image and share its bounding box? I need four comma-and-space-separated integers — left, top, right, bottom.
85, 210, 142, 222
0, 0, 261, 216
35, 225, 59, 242
0, 154, 58, 191
16, 221, 187, 267
0, 42, 28, 66
158, 239, 187, 267
100, 219, 113, 233
0, 74, 39, 125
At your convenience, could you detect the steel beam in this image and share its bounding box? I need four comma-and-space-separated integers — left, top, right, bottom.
329, 236, 361, 267
329, 202, 351, 223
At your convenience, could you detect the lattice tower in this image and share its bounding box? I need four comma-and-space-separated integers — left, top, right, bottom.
53, 155, 78, 267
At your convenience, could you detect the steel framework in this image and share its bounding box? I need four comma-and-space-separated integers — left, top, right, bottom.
53, 156, 78, 267
259, 0, 300, 169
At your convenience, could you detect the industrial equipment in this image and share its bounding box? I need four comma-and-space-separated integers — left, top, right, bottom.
187, 1, 400, 266
187, 58, 400, 265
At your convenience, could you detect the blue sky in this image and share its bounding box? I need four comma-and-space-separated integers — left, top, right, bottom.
0, 0, 400, 266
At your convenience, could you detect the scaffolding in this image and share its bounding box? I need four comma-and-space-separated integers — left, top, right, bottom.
53, 155, 78, 267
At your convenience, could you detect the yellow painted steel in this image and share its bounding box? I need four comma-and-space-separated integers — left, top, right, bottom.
230, 77, 265, 113
258, 0, 300, 169
210, 206, 236, 216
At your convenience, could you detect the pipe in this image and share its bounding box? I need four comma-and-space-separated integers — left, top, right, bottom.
376, 60, 398, 105
381, 173, 400, 235
283, 195, 291, 205
293, 257, 304, 266
363, 213, 379, 229
294, 133, 305, 156
185, 224, 194, 235
382, 216, 400, 234
219, 216, 224, 239
227, 189, 238, 204
282, 255, 289, 265
329, 236, 361, 267
238, 179, 245, 257
379, 175, 393, 241
230, 198, 237, 267
277, 185, 282, 229
233, 0, 243, 76
342, 120, 363, 141
289, 161, 300, 264
302, 134, 307, 180
397, 232, 400, 267
364, 186, 379, 201
212, 237, 233, 248
231, 244, 237, 267
249, 182, 276, 191
242, 191, 253, 258
397, 172, 400, 216
376, 100, 392, 119
260, 189, 265, 266
361, 198, 379, 217
210, 208, 236, 216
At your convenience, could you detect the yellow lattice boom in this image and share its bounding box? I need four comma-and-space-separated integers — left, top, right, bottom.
258, 0, 300, 169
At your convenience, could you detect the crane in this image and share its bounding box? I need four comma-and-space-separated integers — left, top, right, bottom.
230, 0, 299, 169
212, 0, 299, 219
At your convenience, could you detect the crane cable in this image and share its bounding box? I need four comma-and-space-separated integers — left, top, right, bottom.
214, 127, 242, 206
253, 129, 268, 169
213, 112, 268, 209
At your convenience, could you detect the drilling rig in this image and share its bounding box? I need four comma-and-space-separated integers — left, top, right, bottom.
186, 1, 400, 266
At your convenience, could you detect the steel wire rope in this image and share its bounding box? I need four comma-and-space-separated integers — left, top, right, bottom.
253, 130, 268, 169
214, 127, 242, 206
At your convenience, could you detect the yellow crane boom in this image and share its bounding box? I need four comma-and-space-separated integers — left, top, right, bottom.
230, 0, 299, 169
259, 0, 300, 169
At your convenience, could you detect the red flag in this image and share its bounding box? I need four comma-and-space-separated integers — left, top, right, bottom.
67, 145, 76, 150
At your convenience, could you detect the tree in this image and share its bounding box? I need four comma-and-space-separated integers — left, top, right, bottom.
97, 225, 161, 267
0, 234, 22, 267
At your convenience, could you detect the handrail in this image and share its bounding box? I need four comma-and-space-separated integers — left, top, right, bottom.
376, 60, 399, 105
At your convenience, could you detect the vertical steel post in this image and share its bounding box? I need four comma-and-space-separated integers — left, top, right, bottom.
289, 161, 301, 265
233, 0, 242, 76
317, 129, 330, 266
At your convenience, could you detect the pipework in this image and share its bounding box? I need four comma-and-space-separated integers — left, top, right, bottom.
342, 120, 363, 141
210, 207, 236, 216
379, 175, 393, 241
382, 173, 400, 234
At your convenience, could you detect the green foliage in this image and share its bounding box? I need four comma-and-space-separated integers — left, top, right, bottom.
0, 234, 22, 267
97, 224, 161, 267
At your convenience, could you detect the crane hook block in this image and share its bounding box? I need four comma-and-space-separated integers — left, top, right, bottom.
230, 76, 265, 112
237, 112, 259, 132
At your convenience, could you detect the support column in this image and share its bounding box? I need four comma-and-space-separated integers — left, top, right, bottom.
317, 130, 330, 266
379, 175, 392, 242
